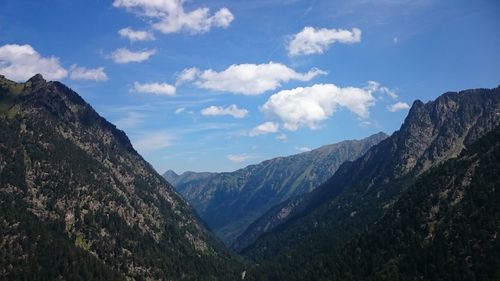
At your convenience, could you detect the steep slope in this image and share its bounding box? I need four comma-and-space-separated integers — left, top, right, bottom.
241, 87, 500, 277
0, 75, 241, 280
329, 125, 500, 281
167, 133, 387, 244
247, 126, 500, 281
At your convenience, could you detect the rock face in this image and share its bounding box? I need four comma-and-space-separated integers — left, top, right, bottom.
0, 75, 241, 280
241, 86, 500, 279
167, 132, 387, 244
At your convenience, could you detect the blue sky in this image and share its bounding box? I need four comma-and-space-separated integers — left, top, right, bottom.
1, 0, 499, 173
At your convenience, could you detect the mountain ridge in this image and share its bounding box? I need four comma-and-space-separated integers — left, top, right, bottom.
165, 132, 388, 244
240, 86, 500, 276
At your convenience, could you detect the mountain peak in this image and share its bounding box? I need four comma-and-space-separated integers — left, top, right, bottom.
163, 169, 179, 184
26, 73, 46, 86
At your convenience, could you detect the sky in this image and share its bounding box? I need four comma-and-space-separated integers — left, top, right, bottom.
1, 0, 499, 173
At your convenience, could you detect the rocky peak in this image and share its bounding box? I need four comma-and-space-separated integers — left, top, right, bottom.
391, 86, 500, 176
25, 73, 47, 88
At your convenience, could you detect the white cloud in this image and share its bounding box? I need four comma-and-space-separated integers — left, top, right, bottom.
175, 107, 185, 114
262, 83, 378, 131
201, 104, 248, 118
113, 0, 234, 34
133, 81, 176, 96
387, 102, 410, 112
118, 27, 155, 41
367, 80, 397, 99
288, 27, 361, 56
227, 154, 254, 163
249, 122, 279, 136
297, 146, 312, 152
133, 131, 174, 154
111, 48, 156, 63
69, 65, 108, 81
0, 44, 67, 81
181, 62, 326, 95
176, 67, 199, 85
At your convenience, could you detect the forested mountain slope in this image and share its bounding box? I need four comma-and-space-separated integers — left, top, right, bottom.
241, 86, 500, 279
0, 74, 242, 280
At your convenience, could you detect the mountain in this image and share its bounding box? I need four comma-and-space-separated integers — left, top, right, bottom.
162, 169, 178, 183
241, 86, 500, 279
0, 74, 242, 280
166, 132, 388, 244
247, 125, 500, 281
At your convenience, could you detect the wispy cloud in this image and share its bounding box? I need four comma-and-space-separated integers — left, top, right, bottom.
118, 27, 155, 41
175, 107, 186, 114
227, 153, 258, 163
133, 131, 174, 154
69, 65, 108, 81
133, 81, 176, 96
201, 104, 248, 118
111, 48, 156, 64
115, 112, 145, 129
296, 146, 312, 152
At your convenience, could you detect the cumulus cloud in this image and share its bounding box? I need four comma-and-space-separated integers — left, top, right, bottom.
118, 27, 155, 41
0, 44, 67, 81
180, 62, 326, 95
113, 0, 234, 34
249, 122, 279, 136
69, 65, 108, 81
133, 131, 174, 154
175, 107, 185, 114
133, 82, 176, 96
288, 27, 361, 56
201, 104, 248, 118
111, 48, 156, 63
387, 102, 410, 112
262, 83, 379, 131
297, 147, 312, 152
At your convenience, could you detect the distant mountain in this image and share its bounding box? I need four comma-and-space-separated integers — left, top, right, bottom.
0, 75, 241, 280
165, 132, 388, 244
241, 86, 500, 279
162, 169, 179, 183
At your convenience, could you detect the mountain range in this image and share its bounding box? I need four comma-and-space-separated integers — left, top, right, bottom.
1, 73, 499, 281
163, 132, 387, 244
